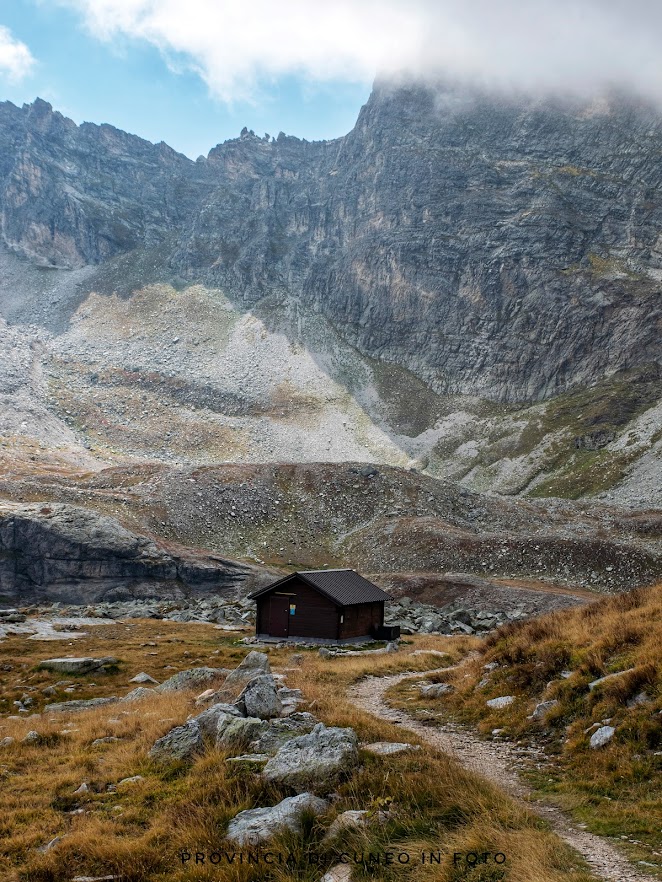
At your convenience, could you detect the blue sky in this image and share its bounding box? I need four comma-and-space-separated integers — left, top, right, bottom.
0, 1, 372, 158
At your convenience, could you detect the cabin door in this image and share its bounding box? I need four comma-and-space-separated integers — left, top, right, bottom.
268, 595, 290, 638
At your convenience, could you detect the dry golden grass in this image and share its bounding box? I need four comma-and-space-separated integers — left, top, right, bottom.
390, 585, 662, 873
0, 624, 597, 881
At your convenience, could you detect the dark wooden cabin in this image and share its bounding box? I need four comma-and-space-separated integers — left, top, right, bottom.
249, 569, 394, 642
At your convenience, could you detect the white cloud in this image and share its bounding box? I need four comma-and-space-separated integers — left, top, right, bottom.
53, 0, 662, 102
0, 25, 36, 82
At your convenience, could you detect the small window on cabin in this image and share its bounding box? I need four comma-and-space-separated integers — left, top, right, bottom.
289, 604, 296, 615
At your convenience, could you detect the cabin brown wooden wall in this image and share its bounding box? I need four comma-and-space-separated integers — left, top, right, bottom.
256, 577, 339, 639
338, 601, 384, 639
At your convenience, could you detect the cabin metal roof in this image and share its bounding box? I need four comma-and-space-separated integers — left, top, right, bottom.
248, 569, 391, 607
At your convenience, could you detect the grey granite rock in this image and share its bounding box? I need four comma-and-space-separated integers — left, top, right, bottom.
486, 696, 515, 709
155, 668, 227, 693
216, 715, 268, 750
0, 503, 260, 604
117, 775, 144, 787
39, 657, 118, 674
237, 674, 282, 719
589, 726, 615, 749
361, 741, 420, 756
45, 696, 118, 713
226, 792, 329, 845
225, 753, 269, 765
530, 700, 559, 720
129, 672, 159, 685
224, 651, 271, 688
262, 723, 359, 790
148, 720, 203, 762
21, 730, 41, 744
120, 687, 155, 703
193, 702, 243, 738
249, 712, 319, 755
420, 683, 454, 698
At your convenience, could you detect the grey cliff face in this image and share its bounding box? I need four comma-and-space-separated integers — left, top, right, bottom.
0, 98, 206, 269
0, 502, 263, 604
0, 84, 660, 403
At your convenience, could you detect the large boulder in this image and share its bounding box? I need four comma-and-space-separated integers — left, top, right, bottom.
148, 720, 203, 762
236, 674, 282, 719
224, 651, 271, 688
249, 712, 319, 755
193, 703, 243, 738
155, 668, 227, 693
226, 793, 329, 845
262, 723, 359, 790
216, 715, 267, 750
39, 657, 118, 675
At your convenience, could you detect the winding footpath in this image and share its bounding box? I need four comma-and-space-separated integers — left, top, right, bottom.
348, 667, 658, 882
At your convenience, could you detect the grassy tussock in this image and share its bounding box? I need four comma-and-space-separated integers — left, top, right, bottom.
392, 585, 662, 872
1, 624, 595, 881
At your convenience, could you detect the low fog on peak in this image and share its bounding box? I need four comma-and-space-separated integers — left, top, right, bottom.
56, 0, 662, 105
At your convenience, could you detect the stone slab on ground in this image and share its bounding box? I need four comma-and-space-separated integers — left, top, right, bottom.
38, 657, 118, 674
45, 696, 118, 713
361, 741, 420, 755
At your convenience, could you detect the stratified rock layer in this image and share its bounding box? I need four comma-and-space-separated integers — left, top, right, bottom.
0, 502, 267, 604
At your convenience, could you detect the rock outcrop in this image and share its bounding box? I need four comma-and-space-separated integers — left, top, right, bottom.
249, 712, 319, 754
0, 502, 266, 604
193, 702, 242, 738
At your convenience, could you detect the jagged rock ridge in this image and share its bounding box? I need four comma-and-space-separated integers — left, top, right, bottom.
0, 84, 660, 405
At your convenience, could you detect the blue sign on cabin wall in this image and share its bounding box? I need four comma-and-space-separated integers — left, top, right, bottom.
289, 604, 296, 615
